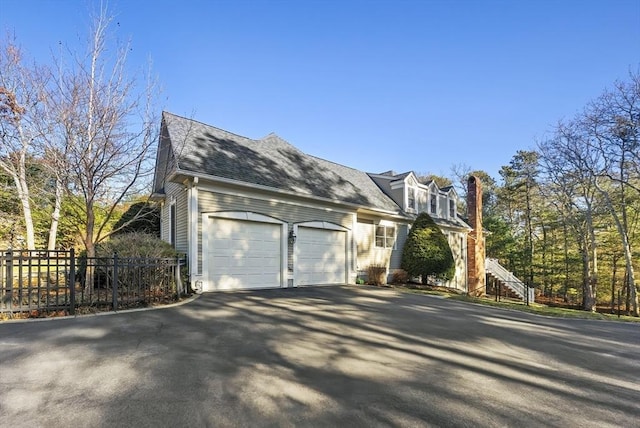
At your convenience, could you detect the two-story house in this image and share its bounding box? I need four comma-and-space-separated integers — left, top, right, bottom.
152, 112, 476, 293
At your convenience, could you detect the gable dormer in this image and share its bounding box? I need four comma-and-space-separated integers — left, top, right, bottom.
425, 180, 439, 216
441, 186, 458, 220
405, 174, 419, 212
369, 170, 461, 219
388, 171, 419, 213
421, 181, 459, 220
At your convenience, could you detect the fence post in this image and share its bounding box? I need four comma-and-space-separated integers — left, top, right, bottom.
617, 289, 621, 318
175, 256, 182, 298
69, 248, 76, 315
112, 252, 119, 311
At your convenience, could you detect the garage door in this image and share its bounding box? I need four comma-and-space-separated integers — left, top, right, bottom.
206, 218, 282, 290
295, 226, 346, 286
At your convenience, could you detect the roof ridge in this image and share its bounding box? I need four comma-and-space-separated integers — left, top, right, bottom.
308, 154, 362, 172
163, 111, 256, 143
162, 113, 405, 215
259, 131, 280, 139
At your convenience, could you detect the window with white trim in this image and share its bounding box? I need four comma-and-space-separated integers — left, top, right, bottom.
449, 199, 455, 218
407, 187, 416, 210
430, 193, 437, 214
375, 225, 396, 248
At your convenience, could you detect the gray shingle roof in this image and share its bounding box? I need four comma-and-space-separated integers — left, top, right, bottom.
433, 215, 472, 230
162, 112, 403, 214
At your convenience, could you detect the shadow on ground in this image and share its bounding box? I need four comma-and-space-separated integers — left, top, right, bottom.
1, 286, 639, 427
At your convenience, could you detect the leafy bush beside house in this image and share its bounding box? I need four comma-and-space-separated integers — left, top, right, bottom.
95, 232, 179, 258
401, 212, 455, 285
77, 233, 187, 293
111, 201, 161, 237
78, 232, 182, 283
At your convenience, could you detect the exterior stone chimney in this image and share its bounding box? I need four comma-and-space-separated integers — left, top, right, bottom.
467, 176, 485, 296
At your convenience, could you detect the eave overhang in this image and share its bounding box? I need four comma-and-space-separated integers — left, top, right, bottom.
168, 167, 409, 220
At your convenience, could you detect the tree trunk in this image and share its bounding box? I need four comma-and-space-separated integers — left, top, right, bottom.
580, 239, 595, 311
47, 176, 63, 250
524, 180, 534, 305
594, 179, 638, 316
623, 251, 638, 316
82, 199, 96, 294
563, 222, 570, 303
14, 170, 35, 250
584, 204, 597, 312
610, 254, 618, 314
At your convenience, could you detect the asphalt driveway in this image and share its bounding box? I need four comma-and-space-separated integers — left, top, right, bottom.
1, 286, 638, 427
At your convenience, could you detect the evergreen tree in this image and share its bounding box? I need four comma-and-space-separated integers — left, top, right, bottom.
401, 213, 455, 284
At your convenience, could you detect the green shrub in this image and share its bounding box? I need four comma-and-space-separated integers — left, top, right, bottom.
95, 233, 180, 258
111, 202, 161, 237
401, 213, 455, 284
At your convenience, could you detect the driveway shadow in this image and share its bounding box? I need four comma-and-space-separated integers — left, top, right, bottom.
0, 286, 638, 427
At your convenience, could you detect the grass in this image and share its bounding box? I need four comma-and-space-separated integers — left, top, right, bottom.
395, 285, 640, 323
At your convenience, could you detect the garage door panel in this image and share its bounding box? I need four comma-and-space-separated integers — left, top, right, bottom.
206, 217, 282, 290
296, 227, 346, 286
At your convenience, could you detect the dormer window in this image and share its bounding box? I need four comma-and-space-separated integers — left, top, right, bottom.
408, 187, 416, 210
430, 193, 437, 214
449, 199, 455, 218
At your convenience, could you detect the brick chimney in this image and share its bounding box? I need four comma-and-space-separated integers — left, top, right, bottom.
467, 175, 485, 296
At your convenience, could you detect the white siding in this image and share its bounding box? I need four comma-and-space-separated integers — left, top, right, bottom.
160, 181, 189, 255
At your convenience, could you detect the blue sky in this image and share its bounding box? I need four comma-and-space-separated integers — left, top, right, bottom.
1, 0, 639, 181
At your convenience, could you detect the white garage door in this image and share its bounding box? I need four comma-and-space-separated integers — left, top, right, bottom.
296, 227, 346, 286
206, 218, 282, 290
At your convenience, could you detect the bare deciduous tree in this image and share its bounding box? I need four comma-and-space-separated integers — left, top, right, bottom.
0, 39, 49, 250
539, 126, 601, 311
582, 71, 639, 316
52, 7, 158, 265
539, 70, 639, 315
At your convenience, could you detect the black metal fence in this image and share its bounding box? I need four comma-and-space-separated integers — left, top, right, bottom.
1, 249, 186, 317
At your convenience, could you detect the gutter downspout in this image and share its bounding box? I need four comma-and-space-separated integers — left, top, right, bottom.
188, 177, 199, 292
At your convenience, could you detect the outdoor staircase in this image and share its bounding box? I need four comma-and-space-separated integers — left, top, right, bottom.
485, 258, 535, 303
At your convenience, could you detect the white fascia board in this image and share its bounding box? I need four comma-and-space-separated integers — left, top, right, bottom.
356, 207, 411, 222
434, 221, 472, 232
389, 172, 418, 190
406, 172, 419, 187
367, 173, 395, 179
149, 192, 166, 202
